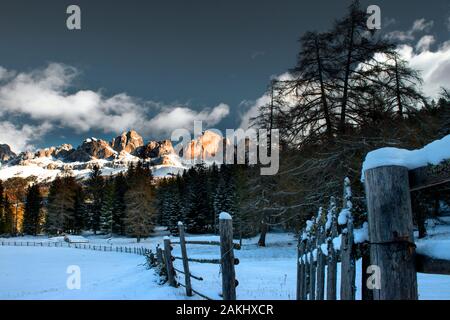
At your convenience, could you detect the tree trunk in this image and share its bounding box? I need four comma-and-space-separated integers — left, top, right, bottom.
258, 220, 268, 247
394, 55, 403, 117
339, 22, 355, 134
315, 36, 332, 137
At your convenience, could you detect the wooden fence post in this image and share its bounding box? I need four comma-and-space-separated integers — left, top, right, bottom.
316, 227, 326, 300
219, 212, 236, 300
326, 196, 338, 300
163, 237, 177, 287
309, 237, 316, 300
296, 231, 305, 300
361, 243, 373, 300
364, 165, 417, 300
340, 178, 356, 300
178, 222, 193, 296
340, 221, 355, 300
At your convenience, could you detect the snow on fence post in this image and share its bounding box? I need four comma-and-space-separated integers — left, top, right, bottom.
340, 177, 356, 300
326, 196, 338, 300
178, 222, 193, 297
163, 237, 177, 287
308, 231, 316, 300
364, 165, 417, 300
219, 212, 237, 300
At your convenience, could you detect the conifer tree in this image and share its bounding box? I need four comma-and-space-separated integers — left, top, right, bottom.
112, 172, 127, 235
100, 180, 115, 235
3, 195, 14, 235
46, 176, 76, 234
86, 165, 104, 234
23, 184, 42, 236
124, 162, 155, 242
0, 180, 5, 234
72, 183, 86, 234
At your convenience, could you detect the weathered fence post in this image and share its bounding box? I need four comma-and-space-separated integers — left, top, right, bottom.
178, 222, 193, 296
316, 230, 326, 300
326, 196, 338, 300
340, 178, 355, 300
296, 231, 304, 300
296, 231, 305, 300
364, 165, 418, 300
361, 243, 373, 300
309, 236, 316, 300
163, 237, 177, 287
219, 212, 236, 300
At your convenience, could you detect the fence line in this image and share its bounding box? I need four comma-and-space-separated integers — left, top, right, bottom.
0, 240, 150, 257
297, 159, 450, 300
297, 178, 362, 300
153, 214, 239, 300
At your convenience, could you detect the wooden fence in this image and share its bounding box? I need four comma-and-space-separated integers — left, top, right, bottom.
154, 214, 239, 300
297, 159, 450, 300
0, 240, 151, 256
364, 160, 450, 300
296, 177, 365, 300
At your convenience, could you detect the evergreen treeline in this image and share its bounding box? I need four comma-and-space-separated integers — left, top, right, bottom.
0, 162, 156, 242
156, 163, 250, 238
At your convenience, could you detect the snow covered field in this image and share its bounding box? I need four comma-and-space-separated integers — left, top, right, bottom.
1, 231, 450, 300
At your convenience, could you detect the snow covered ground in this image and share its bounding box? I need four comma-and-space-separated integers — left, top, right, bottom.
1, 229, 450, 300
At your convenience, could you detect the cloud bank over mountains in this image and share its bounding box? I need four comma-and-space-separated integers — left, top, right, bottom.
1, 17, 449, 152
0, 63, 229, 152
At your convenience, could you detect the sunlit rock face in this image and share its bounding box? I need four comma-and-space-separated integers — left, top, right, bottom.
141, 140, 175, 159
65, 138, 117, 162
183, 130, 229, 161
111, 130, 144, 154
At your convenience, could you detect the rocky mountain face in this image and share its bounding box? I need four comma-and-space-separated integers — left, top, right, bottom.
184, 130, 229, 161
0, 144, 16, 163
0, 129, 227, 181
65, 138, 117, 162
111, 130, 144, 154
141, 140, 175, 158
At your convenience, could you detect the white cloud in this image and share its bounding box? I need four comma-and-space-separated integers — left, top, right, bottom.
415, 35, 436, 52
412, 18, 434, 32
0, 121, 52, 153
386, 18, 434, 42
147, 103, 230, 135
239, 72, 296, 129
239, 94, 270, 130
397, 41, 450, 98
0, 63, 231, 150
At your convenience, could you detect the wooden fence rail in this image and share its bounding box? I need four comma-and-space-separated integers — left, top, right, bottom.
156, 213, 238, 300
0, 240, 150, 257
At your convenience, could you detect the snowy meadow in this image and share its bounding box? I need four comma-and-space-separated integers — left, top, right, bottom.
1, 228, 450, 300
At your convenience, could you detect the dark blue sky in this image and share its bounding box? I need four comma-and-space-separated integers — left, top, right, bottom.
0, 0, 449, 150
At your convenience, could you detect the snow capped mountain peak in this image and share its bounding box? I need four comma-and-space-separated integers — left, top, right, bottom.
0, 130, 193, 182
